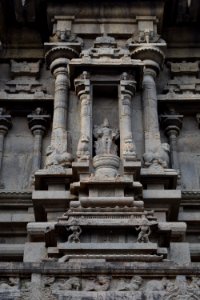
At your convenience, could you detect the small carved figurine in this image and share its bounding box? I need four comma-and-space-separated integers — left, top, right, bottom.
94, 118, 119, 155
136, 217, 151, 243
123, 134, 136, 159
67, 224, 82, 243
76, 135, 90, 161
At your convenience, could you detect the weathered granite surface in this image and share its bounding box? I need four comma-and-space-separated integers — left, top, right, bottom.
1, 0, 200, 299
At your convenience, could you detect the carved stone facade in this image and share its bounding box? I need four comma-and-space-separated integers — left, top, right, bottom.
0, 0, 200, 299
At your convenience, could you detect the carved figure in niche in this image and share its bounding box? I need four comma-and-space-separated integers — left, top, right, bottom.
67, 222, 82, 243
94, 118, 119, 155
84, 275, 111, 291
45, 145, 72, 169
53, 277, 81, 291
117, 276, 142, 291
76, 134, 90, 161
143, 143, 170, 169
136, 217, 152, 243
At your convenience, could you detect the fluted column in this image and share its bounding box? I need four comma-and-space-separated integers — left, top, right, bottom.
28, 108, 50, 174
75, 71, 92, 161
119, 72, 137, 161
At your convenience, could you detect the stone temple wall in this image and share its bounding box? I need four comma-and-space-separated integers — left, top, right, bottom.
0, 0, 200, 299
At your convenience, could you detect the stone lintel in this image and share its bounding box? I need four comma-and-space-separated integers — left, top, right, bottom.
69, 58, 144, 82
1, 261, 200, 276
140, 168, 178, 189
143, 190, 181, 221
0, 244, 24, 259
123, 160, 141, 180
34, 168, 73, 190
79, 196, 135, 208
158, 222, 186, 242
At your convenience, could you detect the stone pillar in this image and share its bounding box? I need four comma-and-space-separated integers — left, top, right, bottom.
119, 72, 137, 161
49, 56, 72, 167
44, 45, 81, 171
142, 67, 161, 153
0, 108, 12, 186
127, 16, 169, 170
160, 113, 183, 171
75, 71, 92, 161
140, 62, 172, 170
27, 108, 50, 174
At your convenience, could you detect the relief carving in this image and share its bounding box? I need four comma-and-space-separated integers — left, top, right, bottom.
67, 223, 82, 243
94, 118, 119, 156
143, 143, 170, 170
164, 276, 200, 300
116, 276, 142, 291
123, 134, 136, 159
50, 30, 83, 45
0, 277, 19, 291
53, 277, 81, 291
76, 134, 90, 161
84, 275, 111, 291
19, 276, 200, 300
45, 144, 73, 171
129, 30, 163, 44
136, 217, 152, 243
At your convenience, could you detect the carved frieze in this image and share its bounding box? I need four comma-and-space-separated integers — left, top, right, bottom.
22, 275, 199, 300
0, 275, 199, 300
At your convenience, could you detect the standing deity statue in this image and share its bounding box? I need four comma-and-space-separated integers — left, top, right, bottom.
93, 118, 119, 155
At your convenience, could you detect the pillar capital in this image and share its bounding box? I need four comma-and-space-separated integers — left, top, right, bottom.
120, 72, 136, 98
74, 71, 91, 99
44, 43, 82, 72
27, 107, 50, 136
127, 16, 166, 74
0, 108, 12, 135
160, 114, 183, 137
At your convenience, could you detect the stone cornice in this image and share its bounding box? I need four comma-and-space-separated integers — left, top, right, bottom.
0, 262, 200, 276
